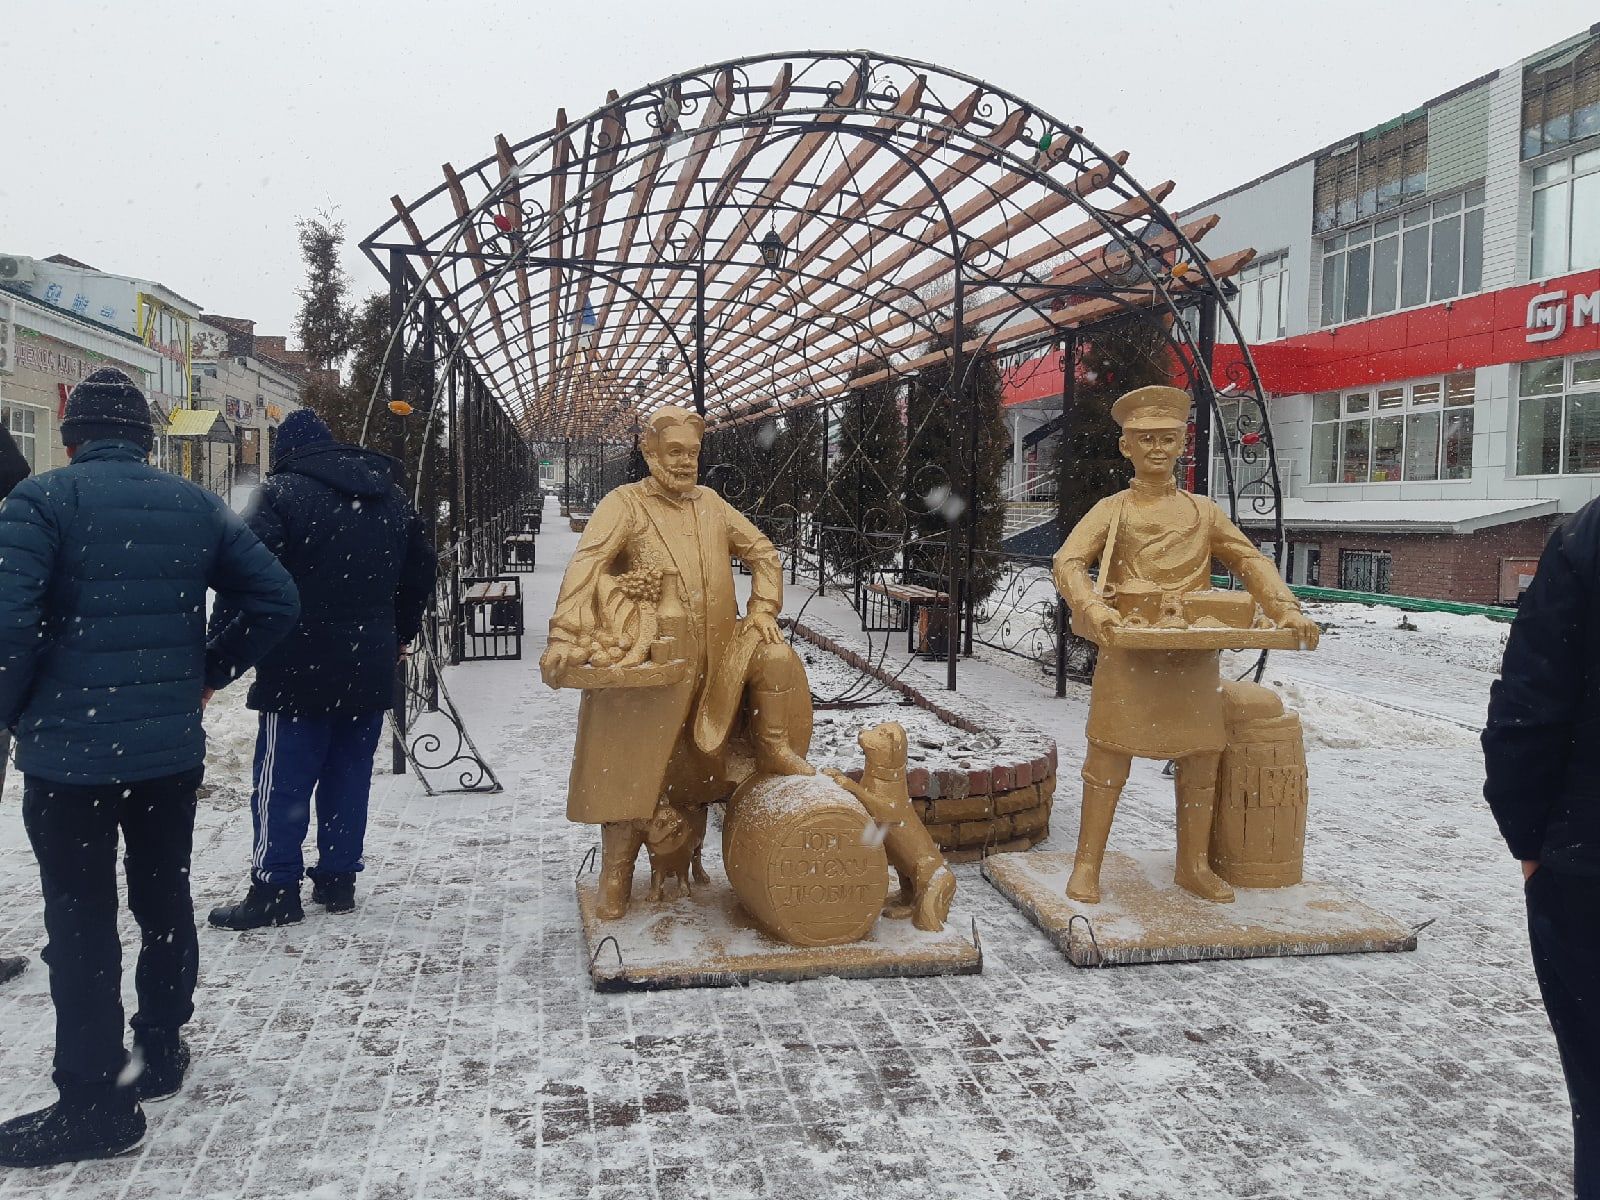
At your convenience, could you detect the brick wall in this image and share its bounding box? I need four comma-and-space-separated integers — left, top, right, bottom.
1295, 515, 1553, 603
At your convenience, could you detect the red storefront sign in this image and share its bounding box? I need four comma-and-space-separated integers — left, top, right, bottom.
1213, 266, 1600, 395
998, 266, 1600, 405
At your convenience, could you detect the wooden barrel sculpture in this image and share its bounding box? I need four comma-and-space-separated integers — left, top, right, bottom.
1208, 681, 1309, 888
722, 773, 889, 947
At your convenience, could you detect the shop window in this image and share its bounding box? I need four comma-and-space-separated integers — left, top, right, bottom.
1516, 353, 1600, 475
1531, 147, 1600, 278
1227, 251, 1291, 343
1522, 35, 1600, 160
1311, 372, 1474, 484
2, 402, 39, 472
1321, 188, 1484, 325
1339, 549, 1392, 594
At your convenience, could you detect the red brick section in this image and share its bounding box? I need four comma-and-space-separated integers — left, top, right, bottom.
1243, 515, 1553, 604
787, 621, 1056, 861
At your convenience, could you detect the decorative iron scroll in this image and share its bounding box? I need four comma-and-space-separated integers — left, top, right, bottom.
390, 598, 502, 795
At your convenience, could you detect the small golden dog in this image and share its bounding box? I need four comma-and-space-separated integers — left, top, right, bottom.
826, 721, 956, 932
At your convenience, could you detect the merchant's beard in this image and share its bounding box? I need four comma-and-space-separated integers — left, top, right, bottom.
647, 458, 698, 496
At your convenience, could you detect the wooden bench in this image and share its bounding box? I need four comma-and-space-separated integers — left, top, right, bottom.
865, 581, 951, 654
459, 576, 523, 660
503, 532, 536, 572
463, 580, 517, 604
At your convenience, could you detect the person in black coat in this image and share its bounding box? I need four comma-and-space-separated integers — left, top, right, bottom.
208, 409, 437, 930
0, 369, 298, 1168
0, 419, 29, 991
1485, 498, 1600, 1198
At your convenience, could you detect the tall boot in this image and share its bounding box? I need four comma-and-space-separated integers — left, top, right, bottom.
596, 821, 646, 920
750, 686, 815, 777
1174, 757, 1233, 903
1066, 780, 1122, 904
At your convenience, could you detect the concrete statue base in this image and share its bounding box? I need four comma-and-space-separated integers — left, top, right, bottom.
576, 873, 981, 992
982, 850, 1417, 968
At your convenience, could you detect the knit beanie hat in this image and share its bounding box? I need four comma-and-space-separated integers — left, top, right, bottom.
61, 368, 153, 452
274, 408, 333, 462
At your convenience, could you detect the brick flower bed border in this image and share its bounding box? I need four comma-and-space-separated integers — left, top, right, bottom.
789, 620, 1057, 863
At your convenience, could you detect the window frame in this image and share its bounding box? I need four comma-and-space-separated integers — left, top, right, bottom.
1529, 143, 1600, 280
1, 398, 44, 474
1338, 548, 1393, 594
1310, 371, 1476, 485
1522, 36, 1600, 160
1227, 250, 1291, 344
1320, 187, 1486, 327
1513, 352, 1600, 478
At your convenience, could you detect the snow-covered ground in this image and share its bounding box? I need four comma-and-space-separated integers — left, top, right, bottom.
0, 504, 1570, 1199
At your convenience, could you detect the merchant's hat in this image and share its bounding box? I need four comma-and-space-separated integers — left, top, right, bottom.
1111, 385, 1191, 431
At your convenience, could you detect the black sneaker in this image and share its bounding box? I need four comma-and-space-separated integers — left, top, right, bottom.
309, 871, 356, 914
207, 879, 303, 931
0, 956, 25, 986
131, 1030, 190, 1102
0, 1096, 145, 1168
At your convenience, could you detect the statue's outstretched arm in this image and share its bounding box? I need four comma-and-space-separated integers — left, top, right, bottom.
1206, 501, 1301, 622
724, 496, 783, 618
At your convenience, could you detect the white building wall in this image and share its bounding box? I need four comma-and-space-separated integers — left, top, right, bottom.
1182, 160, 1318, 339
1481, 65, 1526, 289
1188, 30, 1600, 523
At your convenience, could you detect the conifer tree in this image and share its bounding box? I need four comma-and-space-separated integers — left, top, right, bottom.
902, 335, 1010, 603
293, 210, 355, 372
819, 365, 904, 574
767, 404, 823, 521
1055, 314, 1174, 533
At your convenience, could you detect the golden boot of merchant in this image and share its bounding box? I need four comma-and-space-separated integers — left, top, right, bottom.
541, 406, 814, 920
1051, 386, 1320, 905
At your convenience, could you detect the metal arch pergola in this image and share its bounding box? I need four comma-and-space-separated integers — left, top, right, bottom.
362, 49, 1285, 745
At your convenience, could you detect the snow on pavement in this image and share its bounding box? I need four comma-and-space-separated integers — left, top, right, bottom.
0, 503, 1572, 1199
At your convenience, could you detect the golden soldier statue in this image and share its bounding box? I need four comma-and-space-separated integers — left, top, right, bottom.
541, 406, 814, 919
1052, 386, 1319, 904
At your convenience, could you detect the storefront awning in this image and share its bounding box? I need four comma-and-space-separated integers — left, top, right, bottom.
166, 408, 231, 442
1239, 496, 1559, 535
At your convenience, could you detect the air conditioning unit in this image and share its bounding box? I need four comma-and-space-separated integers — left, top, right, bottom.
0, 255, 37, 285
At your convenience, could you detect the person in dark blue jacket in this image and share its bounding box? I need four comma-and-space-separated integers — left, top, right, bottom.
0, 418, 33, 993
0, 369, 298, 1169
1485, 499, 1600, 1199
207, 409, 436, 931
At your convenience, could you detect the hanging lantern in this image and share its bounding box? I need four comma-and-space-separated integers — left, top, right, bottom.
757, 225, 787, 274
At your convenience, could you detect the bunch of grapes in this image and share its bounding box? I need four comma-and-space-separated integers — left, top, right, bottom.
617, 555, 664, 604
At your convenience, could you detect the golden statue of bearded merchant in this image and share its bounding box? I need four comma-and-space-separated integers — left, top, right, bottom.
1052, 386, 1319, 905
540, 406, 814, 919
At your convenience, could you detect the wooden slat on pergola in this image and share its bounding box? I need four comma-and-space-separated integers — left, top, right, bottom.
362, 52, 1259, 444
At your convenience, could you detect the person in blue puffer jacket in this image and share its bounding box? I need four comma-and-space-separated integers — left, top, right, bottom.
206, 409, 436, 932
0, 368, 299, 1169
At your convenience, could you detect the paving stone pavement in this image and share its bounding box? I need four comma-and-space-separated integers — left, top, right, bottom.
0, 514, 1573, 1198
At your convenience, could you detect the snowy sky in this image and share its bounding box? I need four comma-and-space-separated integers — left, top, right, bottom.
2, 0, 1593, 343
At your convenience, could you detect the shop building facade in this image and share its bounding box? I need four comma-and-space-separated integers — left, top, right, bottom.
192, 315, 305, 495
1191, 25, 1600, 603
0, 286, 161, 475
995, 25, 1600, 604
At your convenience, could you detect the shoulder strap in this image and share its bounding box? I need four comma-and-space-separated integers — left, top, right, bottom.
1094, 494, 1124, 598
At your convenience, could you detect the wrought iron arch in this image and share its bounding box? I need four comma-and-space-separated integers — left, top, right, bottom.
362, 49, 1285, 736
